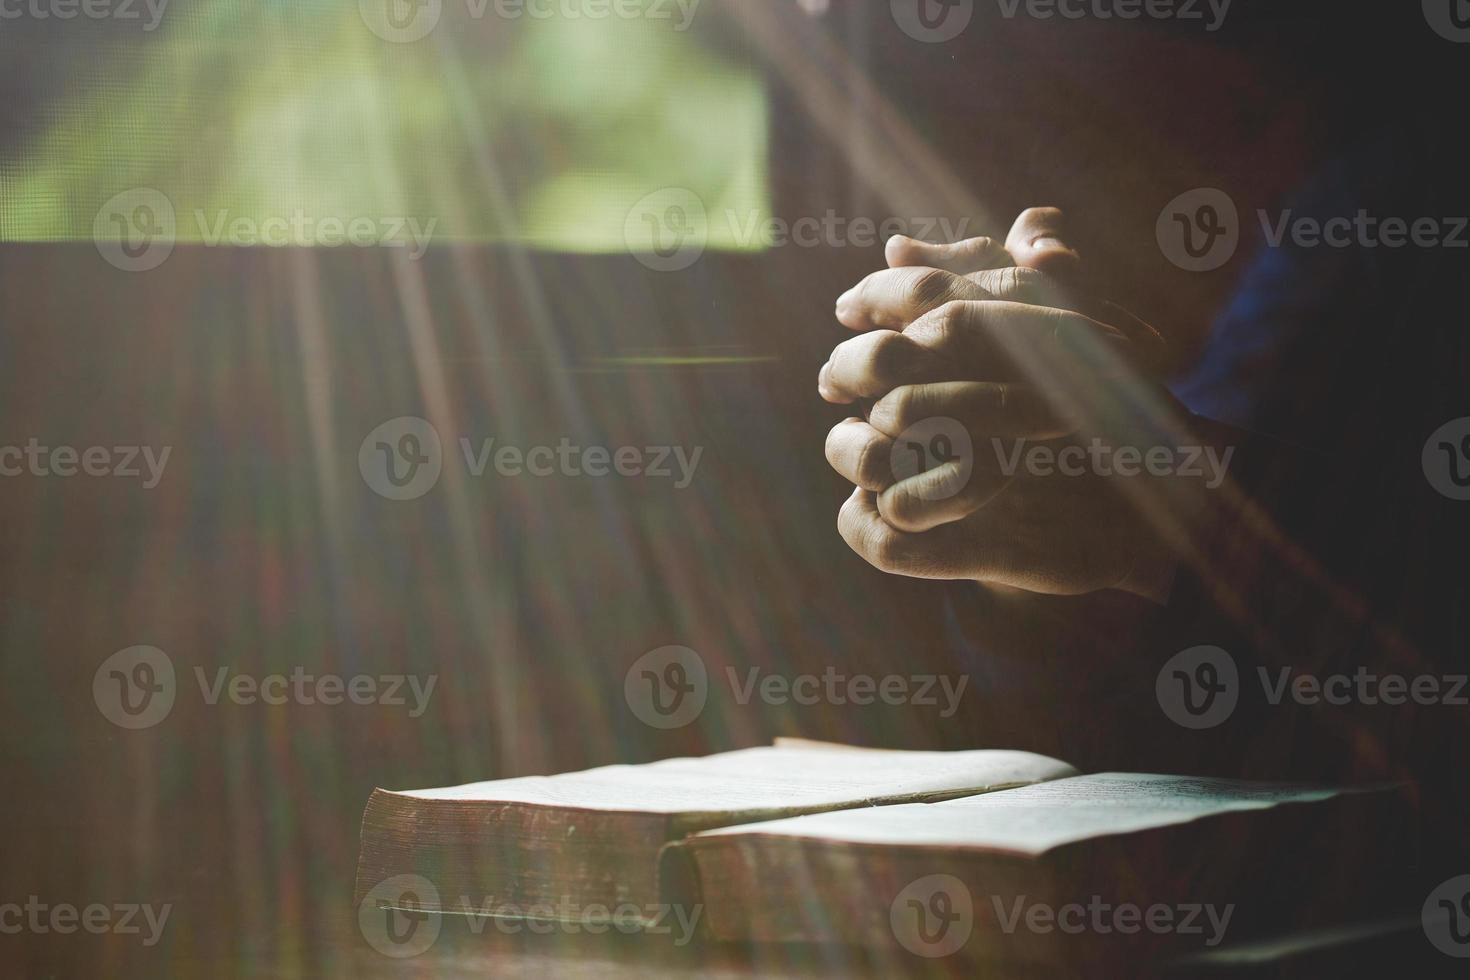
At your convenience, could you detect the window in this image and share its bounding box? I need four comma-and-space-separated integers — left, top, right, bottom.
0, 0, 768, 253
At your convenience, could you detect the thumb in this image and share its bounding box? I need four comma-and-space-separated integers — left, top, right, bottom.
885, 234, 1010, 274
1007, 207, 1166, 369
1005, 207, 1085, 289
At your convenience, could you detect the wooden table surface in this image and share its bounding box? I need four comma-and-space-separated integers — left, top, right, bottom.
228, 910, 1467, 979
16, 906, 1457, 978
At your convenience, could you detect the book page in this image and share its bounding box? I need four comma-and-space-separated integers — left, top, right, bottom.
391, 746, 1078, 827
693, 773, 1373, 856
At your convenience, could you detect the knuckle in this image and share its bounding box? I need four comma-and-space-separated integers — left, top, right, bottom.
885, 235, 919, 261
906, 268, 957, 310
866, 330, 911, 380
960, 235, 996, 254
953, 236, 1004, 272
853, 431, 890, 487
871, 386, 917, 434
920, 301, 972, 348
994, 266, 1047, 301
881, 488, 924, 531
1019, 205, 1064, 225
936, 300, 971, 331
865, 527, 904, 572
1047, 308, 1092, 355
837, 493, 865, 541
823, 422, 850, 466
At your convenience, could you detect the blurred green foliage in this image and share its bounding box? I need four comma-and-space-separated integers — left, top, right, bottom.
0, 0, 768, 249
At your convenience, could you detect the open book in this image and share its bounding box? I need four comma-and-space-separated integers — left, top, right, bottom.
355, 740, 1410, 965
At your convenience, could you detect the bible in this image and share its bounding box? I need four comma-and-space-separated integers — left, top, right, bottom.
354, 740, 1076, 923
355, 741, 1409, 965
